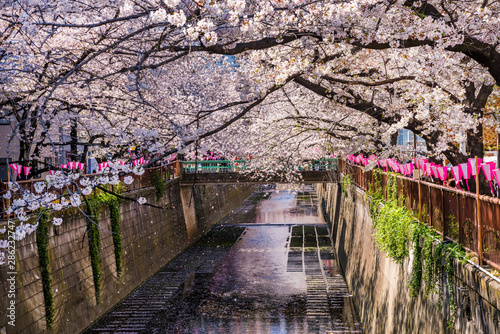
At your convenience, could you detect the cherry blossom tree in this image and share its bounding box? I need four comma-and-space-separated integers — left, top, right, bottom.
0, 0, 499, 246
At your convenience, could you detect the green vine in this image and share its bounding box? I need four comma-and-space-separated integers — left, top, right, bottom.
445, 242, 467, 327
88, 187, 124, 279
368, 170, 383, 218
152, 171, 166, 201
86, 197, 102, 304
423, 236, 436, 299
341, 174, 352, 197
36, 211, 55, 331
434, 242, 444, 311
371, 174, 415, 263
409, 223, 424, 298
366, 170, 469, 328
108, 199, 122, 277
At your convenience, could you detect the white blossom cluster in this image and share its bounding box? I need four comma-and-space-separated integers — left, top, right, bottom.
0, 160, 151, 262
1, 0, 500, 264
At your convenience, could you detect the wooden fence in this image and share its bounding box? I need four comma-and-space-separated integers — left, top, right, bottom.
340, 159, 500, 271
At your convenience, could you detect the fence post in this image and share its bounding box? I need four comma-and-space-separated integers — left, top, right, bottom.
418, 168, 422, 222
475, 156, 483, 266
175, 161, 183, 180
441, 188, 445, 242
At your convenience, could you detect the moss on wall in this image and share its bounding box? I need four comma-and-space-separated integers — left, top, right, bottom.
86, 198, 102, 304
36, 212, 55, 331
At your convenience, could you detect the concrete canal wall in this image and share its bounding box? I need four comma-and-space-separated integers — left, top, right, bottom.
317, 182, 500, 334
0, 180, 257, 334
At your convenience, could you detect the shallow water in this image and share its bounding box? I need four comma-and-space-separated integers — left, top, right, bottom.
86, 185, 363, 334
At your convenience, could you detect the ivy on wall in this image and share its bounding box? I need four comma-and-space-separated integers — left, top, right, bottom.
86, 197, 102, 304
36, 211, 55, 331
85, 186, 125, 304
107, 198, 123, 277
340, 174, 352, 197
152, 171, 166, 201
366, 171, 469, 328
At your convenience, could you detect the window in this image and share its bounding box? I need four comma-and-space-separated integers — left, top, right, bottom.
0, 158, 7, 181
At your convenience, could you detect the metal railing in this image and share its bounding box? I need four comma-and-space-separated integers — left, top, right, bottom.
339, 159, 500, 271
182, 160, 248, 173
182, 158, 338, 173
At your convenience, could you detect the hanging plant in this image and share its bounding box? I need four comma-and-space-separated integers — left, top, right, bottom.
366, 171, 469, 327
151, 171, 166, 201
36, 211, 55, 331
86, 197, 102, 304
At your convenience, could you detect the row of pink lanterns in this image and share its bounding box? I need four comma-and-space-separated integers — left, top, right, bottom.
8, 157, 149, 178
8, 164, 31, 177
347, 154, 500, 195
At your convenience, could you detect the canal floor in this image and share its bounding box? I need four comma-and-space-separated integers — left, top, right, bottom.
85, 185, 363, 333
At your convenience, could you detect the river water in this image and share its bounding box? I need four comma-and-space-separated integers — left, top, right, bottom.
86, 185, 363, 334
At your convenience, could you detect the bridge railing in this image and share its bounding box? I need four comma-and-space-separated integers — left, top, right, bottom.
182, 160, 249, 173
339, 159, 500, 271
182, 158, 338, 173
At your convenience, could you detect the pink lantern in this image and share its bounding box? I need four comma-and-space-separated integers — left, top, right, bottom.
401, 164, 408, 175
424, 163, 431, 176
451, 166, 462, 189
459, 163, 470, 179
23, 166, 31, 176
481, 162, 496, 195
481, 162, 495, 181
419, 159, 428, 171
494, 169, 500, 185
8, 164, 18, 175
80, 163, 85, 171
451, 166, 462, 182
431, 165, 438, 178
459, 163, 471, 191
49, 170, 55, 175
438, 166, 448, 182
468, 158, 483, 176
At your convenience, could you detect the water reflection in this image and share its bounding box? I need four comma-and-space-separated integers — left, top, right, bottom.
87, 185, 363, 334
221, 185, 324, 225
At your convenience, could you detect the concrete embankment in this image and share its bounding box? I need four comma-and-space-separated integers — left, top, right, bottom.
317, 182, 500, 334
0, 179, 257, 334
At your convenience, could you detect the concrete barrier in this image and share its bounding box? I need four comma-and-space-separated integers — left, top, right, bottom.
317, 182, 500, 334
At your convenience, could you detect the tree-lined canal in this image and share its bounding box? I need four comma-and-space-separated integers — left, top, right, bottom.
85, 185, 362, 333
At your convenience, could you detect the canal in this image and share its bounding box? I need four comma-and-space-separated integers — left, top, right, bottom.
85, 185, 363, 333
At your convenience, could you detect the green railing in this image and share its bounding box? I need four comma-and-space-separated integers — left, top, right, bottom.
182, 158, 338, 173
305, 158, 338, 171
182, 160, 249, 173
